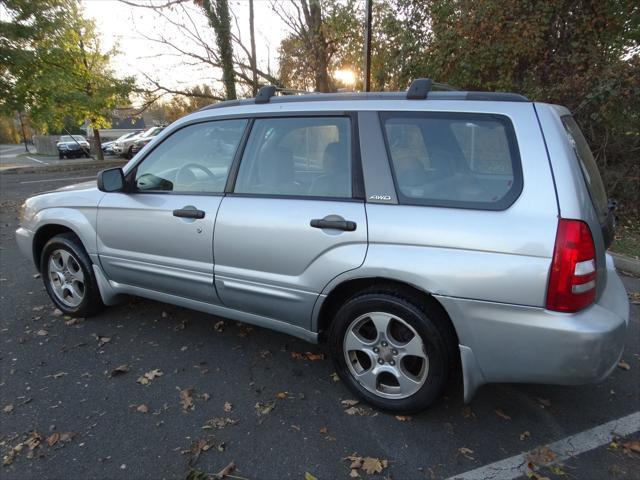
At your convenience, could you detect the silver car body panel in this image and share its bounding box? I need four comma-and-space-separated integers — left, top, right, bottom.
16, 96, 630, 403
214, 196, 367, 329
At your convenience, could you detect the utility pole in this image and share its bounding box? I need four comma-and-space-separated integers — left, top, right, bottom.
363, 0, 373, 92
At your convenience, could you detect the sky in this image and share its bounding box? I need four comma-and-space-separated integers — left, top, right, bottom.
81, 0, 291, 97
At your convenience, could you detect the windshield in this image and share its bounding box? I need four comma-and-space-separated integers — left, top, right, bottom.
141, 127, 162, 138
60, 135, 86, 142
116, 132, 137, 142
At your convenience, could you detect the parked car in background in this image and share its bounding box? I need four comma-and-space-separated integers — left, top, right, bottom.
16, 80, 629, 413
130, 127, 165, 156
56, 135, 90, 159
113, 127, 165, 159
102, 132, 138, 155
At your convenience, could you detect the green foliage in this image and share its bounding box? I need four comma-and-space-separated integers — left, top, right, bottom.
0, 116, 20, 144
0, 0, 134, 134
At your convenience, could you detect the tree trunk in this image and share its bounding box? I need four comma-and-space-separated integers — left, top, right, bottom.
202, 0, 237, 100
302, 0, 331, 92
18, 111, 29, 152
93, 125, 103, 161
249, 0, 258, 95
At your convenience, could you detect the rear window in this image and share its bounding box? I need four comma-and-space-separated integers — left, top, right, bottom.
561, 116, 609, 224
380, 112, 522, 210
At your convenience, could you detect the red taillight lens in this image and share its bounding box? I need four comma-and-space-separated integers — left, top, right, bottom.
546, 219, 597, 312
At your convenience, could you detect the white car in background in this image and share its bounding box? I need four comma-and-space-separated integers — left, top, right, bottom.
113, 127, 165, 159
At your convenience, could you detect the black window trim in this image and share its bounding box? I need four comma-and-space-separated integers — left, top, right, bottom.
225, 111, 365, 201
124, 117, 250, 196
378, 111, 524, 211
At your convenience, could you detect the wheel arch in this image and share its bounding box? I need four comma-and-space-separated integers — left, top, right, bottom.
314, 276, 460, 348
33, 224, 82, 271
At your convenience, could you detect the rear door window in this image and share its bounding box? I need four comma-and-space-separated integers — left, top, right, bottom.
561, 116, 609, 224
380, 112, 522, 210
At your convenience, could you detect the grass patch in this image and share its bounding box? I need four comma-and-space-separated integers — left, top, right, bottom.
610, 217, 640, 259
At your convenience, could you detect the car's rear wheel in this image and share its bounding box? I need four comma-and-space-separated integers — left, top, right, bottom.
329, 289, 454, 413
41, 233, 105, 317
58, 152, 64, 159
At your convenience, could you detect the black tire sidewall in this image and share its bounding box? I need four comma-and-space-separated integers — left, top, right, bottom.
329, 293, 449, 413
41, 234, 103, 317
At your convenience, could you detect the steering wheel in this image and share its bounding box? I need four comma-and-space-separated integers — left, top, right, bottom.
175, 163, 218, 189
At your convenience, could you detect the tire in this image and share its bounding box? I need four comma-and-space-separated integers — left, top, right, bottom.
329, 288, 455, 413
58, 153, 64, 159
126, 146, 133, 159
41, 233, 105, 317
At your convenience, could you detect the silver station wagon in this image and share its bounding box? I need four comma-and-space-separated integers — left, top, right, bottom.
16, 79, 629, 412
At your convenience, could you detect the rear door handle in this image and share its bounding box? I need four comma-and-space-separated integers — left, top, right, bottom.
310, 218, 357, 231
173, 208, 205, 219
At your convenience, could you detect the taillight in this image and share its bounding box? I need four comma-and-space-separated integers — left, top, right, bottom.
546, 219, 597, 312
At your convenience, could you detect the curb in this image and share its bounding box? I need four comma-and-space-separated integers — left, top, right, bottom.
0, 160, 126, 175
609, 252, 640, 275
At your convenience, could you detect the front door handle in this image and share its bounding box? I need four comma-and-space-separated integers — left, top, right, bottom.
173, 208, 205, 219
310, 217, 357, 231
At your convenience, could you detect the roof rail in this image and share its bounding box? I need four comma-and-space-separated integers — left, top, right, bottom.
406, 78, 459, 99
255, 85, 316, 104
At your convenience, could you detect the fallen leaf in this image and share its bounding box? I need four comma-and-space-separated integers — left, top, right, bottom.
548, 464, 566, 476
223, 402, 233, 412
344, 406, 372, 416
52, 371, 67, 379
3, 404, 14, 413
65, 317, 83, 326
237, 324, 253, 337
276, 391, 288, 399
526, 446, 557, 466
462, 406, 476, 418
520, 431, 531, 441
259, 349, 271, 359
627, 291, 640, 304
494, 408, 512, 420
46, 432, 60, 447
213, 320, 225, 332
198, 393, 210, 402
349, 469, 360, 478
59, 432, 76, 442
458, 447, 475, 459
36, 329, 48, 336
136, 404, 149, 413
52, 309, 63, 317
179, 388, 195, 411
618, 360, 631, 370
623, 440, 640, 453
211, 461, 236, 480
304, 473, 318, 480
202, 417, 239, 430
255, 400, 276, 416
395, 415, 412, 422
137, 369, 163, 385
92, 334, 111, 347
33, 273, 41, 279
363, 457, 387, 474
25, 432, 41, 450
319, 427, 328, 434
305, 352, 325, 361
291, 352, 305, 360
330, 372, 340, 382
109, 364, 130, 377
341, 399, 360, 407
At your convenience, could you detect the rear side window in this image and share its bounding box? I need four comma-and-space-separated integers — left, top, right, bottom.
380, 112, 522, 210
561, 116, 608, 224
234, 117, 352, 198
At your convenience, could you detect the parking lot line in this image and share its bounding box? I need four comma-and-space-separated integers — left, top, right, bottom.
26, 156, 49, 164
447, 411, 640, 480
20, 175, 95, 184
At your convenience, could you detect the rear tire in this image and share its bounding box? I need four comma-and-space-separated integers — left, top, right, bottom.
41, 233, 105, 317
329, 288, 454, 413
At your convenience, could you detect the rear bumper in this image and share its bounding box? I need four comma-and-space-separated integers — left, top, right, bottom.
437, 254, 629, 402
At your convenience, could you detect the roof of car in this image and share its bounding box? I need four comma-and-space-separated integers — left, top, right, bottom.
200, 82, 530, 113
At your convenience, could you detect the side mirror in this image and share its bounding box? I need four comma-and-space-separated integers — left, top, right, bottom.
97, 168, 125, 192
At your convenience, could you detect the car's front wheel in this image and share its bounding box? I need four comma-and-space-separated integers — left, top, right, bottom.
41, 233, 105, 317
329, 288, 454, 413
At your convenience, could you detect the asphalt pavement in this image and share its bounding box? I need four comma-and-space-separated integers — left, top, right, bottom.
1, 167, 639, 480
